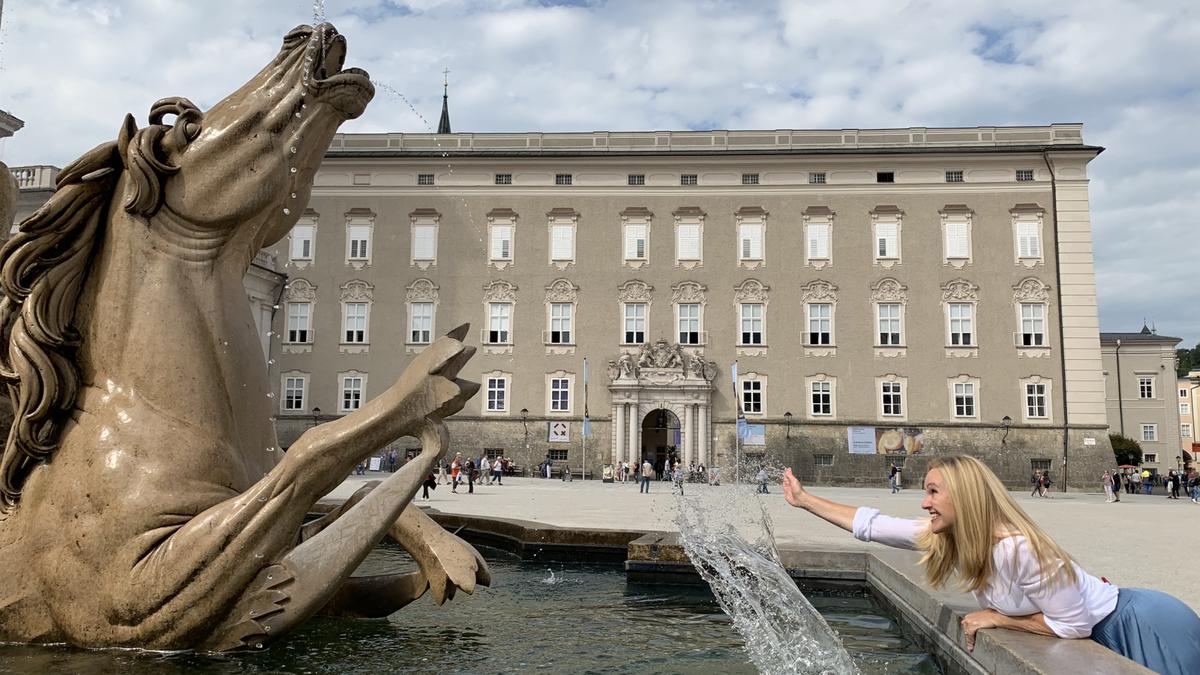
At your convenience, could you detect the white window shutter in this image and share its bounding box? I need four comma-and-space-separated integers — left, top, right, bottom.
809, 223, 829, 259
291, 225, 313, 259
625, 224, 646, 259
877, 222, 897, 257
947, 222, 968, 258
491, 225, 511, 259
414, 225, 435, 260
551, 224, 573, 260
678, 223, 700, 259
740, 223, 762, 259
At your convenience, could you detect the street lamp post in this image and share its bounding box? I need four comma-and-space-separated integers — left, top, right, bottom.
1001, 415, 1012, 446
520, 408, 529, 471
311, 406, 321, 428
784, 411, 793, 440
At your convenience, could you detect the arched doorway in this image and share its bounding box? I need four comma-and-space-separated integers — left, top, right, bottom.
641, 408, 681, 477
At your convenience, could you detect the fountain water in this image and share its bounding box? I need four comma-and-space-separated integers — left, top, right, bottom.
676, 486, 860, 675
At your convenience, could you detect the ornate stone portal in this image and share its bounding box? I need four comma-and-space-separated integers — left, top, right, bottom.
0, 24, 488, 652
608, 338, 717, 467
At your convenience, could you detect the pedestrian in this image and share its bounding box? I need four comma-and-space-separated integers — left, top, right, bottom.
561, 463, 572, 482
465, 457, 476, 494
451, 453, 462, 493
1170, 471, 1181, 500
355, 459, 365, 476
422, 472, 436, 500
1141, 469, 1152, 495
640, 457, 653, 494
493, 457, 504, 486
480, 455, 491, 485
1102, 470, 1114, 503
437, 459, 448, 485
1187, 469, 1199, 503
756, 466, 770, 494
782, 455, 1200, 673
889, 463, 901, 493
544, 456, 553, 479
1030, 470, 1041, 497
387, 448, 397, 473
1111, 470, 1121, 502
1039, 472, 1052, 497
674, 463, 685, 494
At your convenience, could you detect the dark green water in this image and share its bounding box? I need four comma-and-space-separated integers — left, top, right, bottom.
0, 547, 939, 674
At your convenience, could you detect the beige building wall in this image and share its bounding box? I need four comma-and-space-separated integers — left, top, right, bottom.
1100, 332, 1182, 474
262, 125, 1115, 487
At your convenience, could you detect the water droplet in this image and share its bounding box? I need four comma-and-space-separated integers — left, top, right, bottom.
294, 112, 301, 118
283, 208, 291, 215
290, 167, 298, 173
266, 446, 276, 453
255, 553, 264, 559
290, 146, 297, 154
267, 574, 274, 581
291, 193, 298, 199
266, 393, 275, 399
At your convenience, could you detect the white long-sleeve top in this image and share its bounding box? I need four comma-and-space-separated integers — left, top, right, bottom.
851, 507, 1118, 638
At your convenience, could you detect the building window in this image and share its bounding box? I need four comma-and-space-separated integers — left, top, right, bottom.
549, 303, 573, 344
1182, 423, 1192, 438
877, 303, 902, 346
1025, 383, 1048, 418
742, 380, 762, 414
1181, 403, 1191, 416
1139, 376, 1155, 399
488, 303, 511, 344
340, 375, 365, 412
948, 303, 974, 346
283, 376, 306, 411
486, 377, 507, 412
546, 449, 567, 461
628, 174, 645, 186
742, 173, 759, 185
348, 224, 371, 261
484, 447, 504, 459
495, 173, 512, 185
550, 221, 574, 262
1141, 424, 1157, 442
876, 171, 894, 183
806, 303, 832, 345
624, 222, 648, 260
412, 222, 436, 262
286, 302, 311, 343
1180, 388, 1189, 398
550, 377, 571, 412
1019, 303, 1045, 346
623, 303, 647, 344
814, 453, 834, 466
875, 220, 898, 259
489, 222, 513, 262
953, 382, 976, 417
343, 302, 367, 343
290, 224, 314, 261
409, 302, 433, 344
1144, 452, 1158, 464
680, 174, 698, 186
810, 381, 832, 416
676, 220, 701, 261
945, 170, 964, 183
739, 303, 763, 345
807, 221, 830, 261
1016, 169, 1035, 182
1031, 458, 1052, 473
881, 381, 903, 417
555, 173, 573, 186
678, 303, 701, 345
417, 173, 435, 186
809, 172, 826, 184
1016, 217, 1042, 259
945, 219, 969, 259
739, 219, 763, 261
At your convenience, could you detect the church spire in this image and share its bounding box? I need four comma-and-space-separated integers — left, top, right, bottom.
437, 68, 451, 134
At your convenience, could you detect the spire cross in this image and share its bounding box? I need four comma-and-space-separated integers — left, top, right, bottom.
442, 68, 450, 94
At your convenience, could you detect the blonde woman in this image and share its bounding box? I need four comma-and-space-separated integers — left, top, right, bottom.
782, 455, 1200, 674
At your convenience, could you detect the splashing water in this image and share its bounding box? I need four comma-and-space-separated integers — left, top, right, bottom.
676, 489, 859, 675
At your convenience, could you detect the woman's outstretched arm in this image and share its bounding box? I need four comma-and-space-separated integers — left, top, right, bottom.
782, 467, 858, 531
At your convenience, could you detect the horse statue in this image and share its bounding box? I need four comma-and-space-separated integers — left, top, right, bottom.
0, 23, 489, 652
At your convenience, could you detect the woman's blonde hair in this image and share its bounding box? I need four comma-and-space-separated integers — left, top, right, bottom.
915, 455, 1078, 593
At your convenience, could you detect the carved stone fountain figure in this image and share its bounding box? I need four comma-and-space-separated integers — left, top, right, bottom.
0, 24, 488, 652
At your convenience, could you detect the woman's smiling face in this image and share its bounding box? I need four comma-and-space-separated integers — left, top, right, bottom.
922, 468, 956, 534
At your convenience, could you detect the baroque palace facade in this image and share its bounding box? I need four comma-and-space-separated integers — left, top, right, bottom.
262, 123, 1115, 488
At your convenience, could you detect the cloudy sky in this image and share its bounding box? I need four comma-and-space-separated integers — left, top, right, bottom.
2, 0, 1197, 345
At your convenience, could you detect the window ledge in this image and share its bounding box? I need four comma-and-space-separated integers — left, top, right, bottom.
550, 260, 574, 270
1016, 257, 1043, 269
346, 259, 371, 271
405, 343, 429, 355
545, 344, 576, 356
874, 258, 901, 270
739, 259, 764, 270
1017, 345, 1052, 358
289, 259, 313, 270
489, 259, 514, 270
944, 346, 978, 358
339, 343, 369, 354
944, 257, 971, 270
412, 259, 436, 271
874, 346, 907, 358
483, 344, 514, 356
807, 258, 831, 270
623, 259, 648, 269
283, 344, 312, 354
736, 345, 768, 357
675, 259, 702, 270
804, 345, 837, 357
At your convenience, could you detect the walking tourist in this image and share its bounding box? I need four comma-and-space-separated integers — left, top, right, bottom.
1111, 470, 1121, 502
1103, 470, 1114, 503
1168, 471, 1181, 500
1187, 469, 1199, 503
387, 448, 397, 473
465, 457, 476, 494
544, 456, 553, 479
421, 472, 436, 501
756, 466, 770, 494
450, 453, 462, 493
640, 458, 653, 493
674, 463, 685, 494
1038, 472, 1052, 497
480, 455, 491, 485
890, 463, 902, 493
493, 457, 504, 486
782, 455, 1200, 673
1142, 469, 1153, 495
561, 463, 572, 482
1030, 470, 1042, 497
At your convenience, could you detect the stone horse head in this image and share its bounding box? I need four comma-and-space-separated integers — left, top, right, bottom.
0, 24, 488, 652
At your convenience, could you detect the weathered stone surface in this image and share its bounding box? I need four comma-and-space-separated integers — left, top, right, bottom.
0, 161, 15, 231
0, 24, 488, 652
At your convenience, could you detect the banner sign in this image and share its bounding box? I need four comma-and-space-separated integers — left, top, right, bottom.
875, 427, 926, 455
744, 424, 766, 446
548, 421, 570, 443
847, 426, 876, 454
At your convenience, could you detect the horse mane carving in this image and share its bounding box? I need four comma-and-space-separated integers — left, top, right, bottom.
0, 98, 201, 508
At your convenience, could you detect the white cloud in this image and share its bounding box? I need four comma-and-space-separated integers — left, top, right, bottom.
1, 0, 1197, 343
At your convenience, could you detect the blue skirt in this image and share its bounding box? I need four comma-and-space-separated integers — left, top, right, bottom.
1091, 588, 1200, 675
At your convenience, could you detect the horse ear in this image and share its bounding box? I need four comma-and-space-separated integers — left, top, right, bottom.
117, 114, 137, 164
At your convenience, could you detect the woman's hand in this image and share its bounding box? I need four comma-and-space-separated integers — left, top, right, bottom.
782, 468, 810, 509
961, 609, 1002, 652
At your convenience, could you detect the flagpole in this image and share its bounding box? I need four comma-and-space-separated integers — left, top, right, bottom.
582, 357, 589, 481
732, 360, 741, 485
